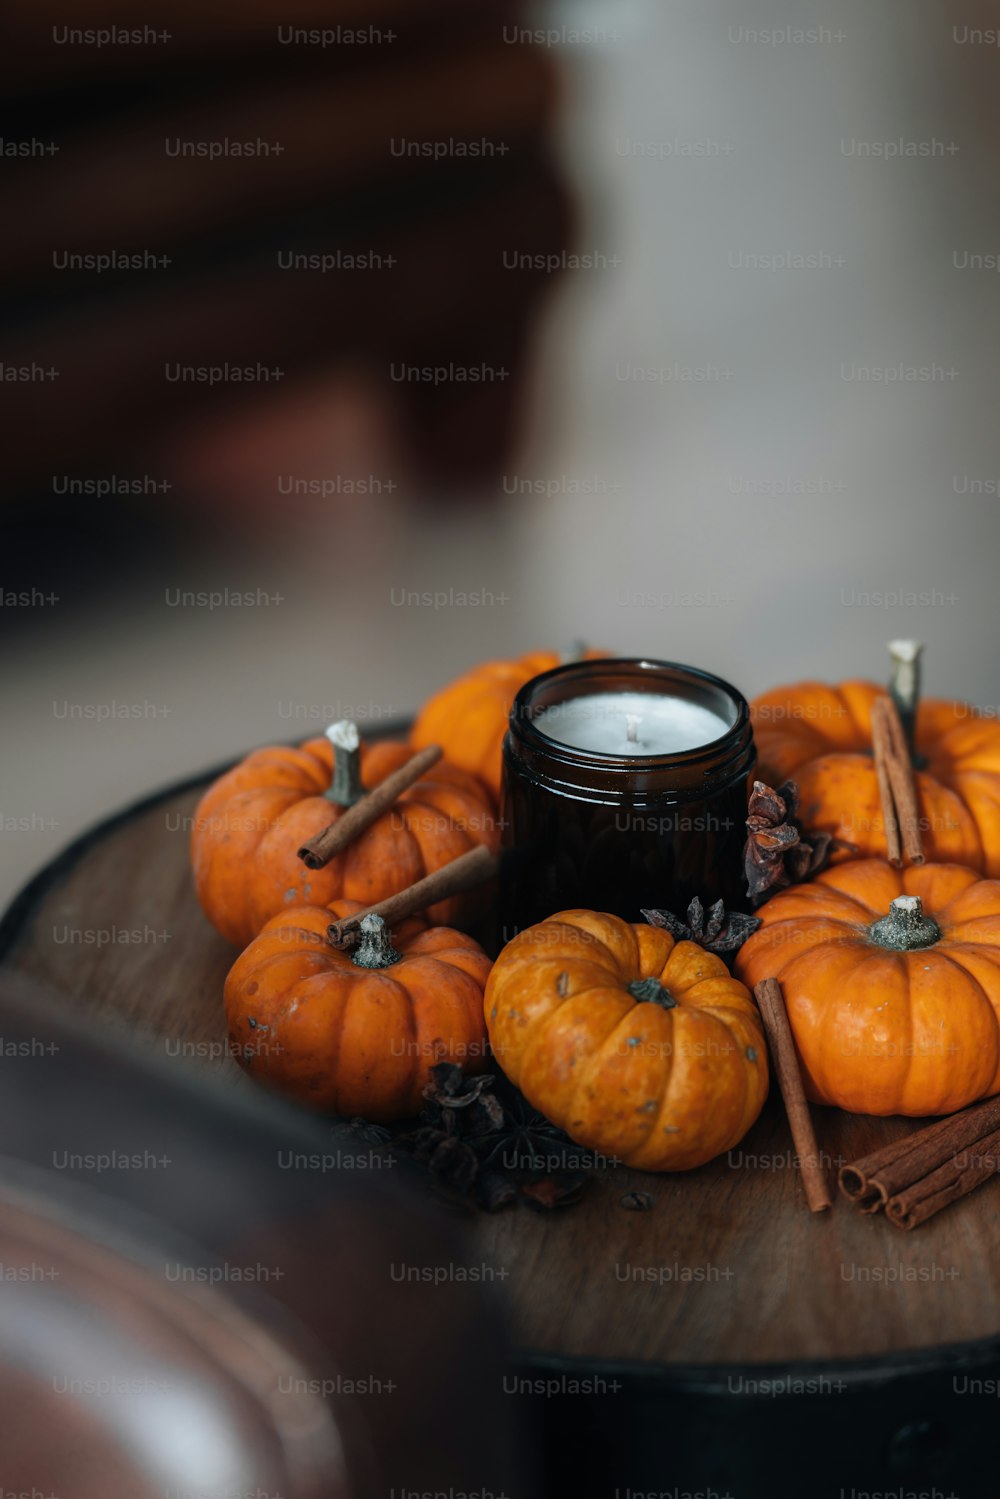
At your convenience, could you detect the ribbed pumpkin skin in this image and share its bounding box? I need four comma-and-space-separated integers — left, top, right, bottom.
484, 910, 768, 1171
751, 679, 1000, 874
225, 900, 492, 1120
735, 860, 1000, 1117
411, 650, 606, 800
191, 737, 497, 946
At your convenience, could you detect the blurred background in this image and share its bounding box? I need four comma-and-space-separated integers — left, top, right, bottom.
3, 0, 1000, 904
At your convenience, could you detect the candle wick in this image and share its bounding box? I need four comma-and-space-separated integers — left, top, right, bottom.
626, 714, 640, 744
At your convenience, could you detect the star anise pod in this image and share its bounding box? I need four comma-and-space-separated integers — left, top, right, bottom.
394, 1064, 593, 1211
642, 896, 760, 953
422, 1062, 495, 1108
420, 1064, 505, 1140
621, 1190, 655, 1212
743, 779, 843, 905
472, 1086, 578, 1172
459, 1089, 506, 1139
475, 1170, 519, 1212
402, 1126, 480, 1194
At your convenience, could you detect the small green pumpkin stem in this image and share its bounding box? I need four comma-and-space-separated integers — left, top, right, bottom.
887, 640, 924, 763
628, 976, 677, 1009
561, 640, 588, 664
868, 894, 940, 951
351, 914, 402, 969
325, 720, 364, 807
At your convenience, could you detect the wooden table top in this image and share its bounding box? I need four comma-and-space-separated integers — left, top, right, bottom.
3, 762, 998, 1374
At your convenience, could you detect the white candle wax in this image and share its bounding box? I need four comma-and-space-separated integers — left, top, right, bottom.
533, 691, 730, 756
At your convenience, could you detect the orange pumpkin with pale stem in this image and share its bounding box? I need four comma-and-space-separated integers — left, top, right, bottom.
736, 859, 1000, 1116
225, 903, 492, 1119
191, 723, 497, 947
484, 910, 768, 1170
752, 646, 1000, 874
411, 648, 607, 800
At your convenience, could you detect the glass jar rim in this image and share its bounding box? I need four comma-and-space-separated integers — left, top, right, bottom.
508, 656, 751, 771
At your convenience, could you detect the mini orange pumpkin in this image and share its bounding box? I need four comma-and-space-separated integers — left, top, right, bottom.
225, 904, 492, 1120
411, 647, 607, 800
484, 910, 768, 1170
192, 723, 497, 946
736, 859, 1000, 1116
752, 647, 1000, 873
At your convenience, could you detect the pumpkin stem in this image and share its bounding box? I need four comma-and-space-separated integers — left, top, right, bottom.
868, 894, 940, 951
351, 913, 403, 969
325, 720, 364, 807
628, 976, 677, 1009
561, 640, 588, 663
887, 640, 924, 765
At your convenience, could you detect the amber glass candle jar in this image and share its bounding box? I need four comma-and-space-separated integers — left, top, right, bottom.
498, 658, 755, 942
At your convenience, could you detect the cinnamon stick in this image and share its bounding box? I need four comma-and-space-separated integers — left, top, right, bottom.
327, 844, 498, 949
885, 1125, 1000, 1230
882, 695, 925, 864
871, 696, 924, 866
298, 744, 443, 870
839, 1093, 1000, 1212
870, 699, 902, 866
753, 978, 831, 1212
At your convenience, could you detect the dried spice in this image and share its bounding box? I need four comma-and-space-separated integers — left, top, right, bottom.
620, 1190, 655, 1212
410, 1129, 480, 1195
743, 779, 847, 905
521, 1173, 588, 1211
423, 1064, 497, 1110
386, 1063, 593, 1213
642, 896, 760, 954
475, 1170, 519, 1213
473, 1086, 578, 1172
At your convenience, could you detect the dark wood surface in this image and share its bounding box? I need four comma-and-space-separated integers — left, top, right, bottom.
3, 766, 999, 1372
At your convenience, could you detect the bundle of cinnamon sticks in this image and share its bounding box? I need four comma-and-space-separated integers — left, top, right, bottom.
752, 977, 1000, 1230
839, 1095, 1000, 1230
